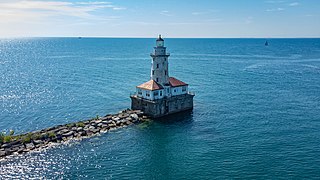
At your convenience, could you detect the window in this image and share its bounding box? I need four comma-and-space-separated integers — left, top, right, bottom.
174, 89, 176, 92
164, 58, 166, 61
165, 70, 167, 75
146, 91, 150, 97
156, 78, 159, 82
153, 91, 159, 96
160, 91, 162, 96
182, 86, 186, 92
152, 70, 154, 75
157, 64, 159, 68
138, 89, 142, 95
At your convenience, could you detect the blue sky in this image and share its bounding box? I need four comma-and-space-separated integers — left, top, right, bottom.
0, 0, 319, 37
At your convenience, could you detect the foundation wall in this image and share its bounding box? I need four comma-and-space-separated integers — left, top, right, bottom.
131, 94, 194, 118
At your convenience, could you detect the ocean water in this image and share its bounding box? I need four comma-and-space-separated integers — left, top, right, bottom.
0, 38, 320, 179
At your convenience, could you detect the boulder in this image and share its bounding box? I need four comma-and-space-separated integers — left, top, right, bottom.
0, 149, 5, 157
23, 149, 30, 153
112, 117, 120, 121
101, 124, 109, 128
62, 131, 74, 137
53, 126, 67, 133
100, 116, 110, 121
5, 149, 12, 156
33, 140, 44, 145
10, 144, 25, 153
101, 121, 109, 125
104, 115, 113, 119
1, 143, 10, 149
79, 131, 86, 136
83, 121, 90, 125
133, 109, 142, 114
76, 127, 83, 132
91, 129, 100, 134
71, 127, 78, 131
94, 120, 102, 124
126, 117, 133, 121
130, 114, 139, 120
58, 129, 69, 134
86, 131, 93, 136
25, 143, 35, 150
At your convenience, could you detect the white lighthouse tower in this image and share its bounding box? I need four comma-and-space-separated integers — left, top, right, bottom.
130, 35, 194, 118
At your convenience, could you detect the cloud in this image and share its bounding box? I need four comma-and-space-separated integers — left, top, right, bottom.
160, 10, 172, 16
191, 10, 219, 16
265, 0, 285, 3
289, 2, 299, 6
76, 2, 112, 5
245, 17, 253, 24
304, 14, 314, 17
0, 0, 125, 22
266, 7, 285, 12
113, 7, 126, 10
192, 12, 204, 15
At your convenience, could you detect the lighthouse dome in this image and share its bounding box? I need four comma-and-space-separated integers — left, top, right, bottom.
156, 35, 164, 47
157, 34, 164, 41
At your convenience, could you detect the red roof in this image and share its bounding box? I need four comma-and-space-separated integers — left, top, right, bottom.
169, 77, 188, 87
137, 80, 163, 91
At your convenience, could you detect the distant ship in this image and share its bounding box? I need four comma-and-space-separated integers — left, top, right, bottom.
265, 40, 269, 46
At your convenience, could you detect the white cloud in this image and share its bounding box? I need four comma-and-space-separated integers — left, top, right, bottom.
0, 0, 125, 21
266, 7, 285, 12
245, 17, 253, 24
304, 14, 314, 17
289, 2, 299, 6
265, 0, 285, 3
192, 12, 203, 15
192, 10, 219, 16
76, 2, 112, 5
160, 10, 172, 16
113, 7, 126, 10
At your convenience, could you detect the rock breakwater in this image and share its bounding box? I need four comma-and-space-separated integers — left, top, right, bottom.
0, 109, 147, 159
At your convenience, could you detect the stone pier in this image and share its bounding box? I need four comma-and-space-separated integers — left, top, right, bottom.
0, 109, 148, 159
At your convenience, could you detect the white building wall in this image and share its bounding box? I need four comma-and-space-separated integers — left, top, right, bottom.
171, 85, 188, 96
152, 89, 164, 100
150, 46, 169, 85
136, 88, 164, 100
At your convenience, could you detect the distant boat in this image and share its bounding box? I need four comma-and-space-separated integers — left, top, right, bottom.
78, 37, 82, 39
265, 40, 269, 46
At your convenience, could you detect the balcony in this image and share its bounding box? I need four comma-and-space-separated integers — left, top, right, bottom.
150, 53, 170, 57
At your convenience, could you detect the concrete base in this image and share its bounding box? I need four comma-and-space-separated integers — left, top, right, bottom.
130, 93, 194, 118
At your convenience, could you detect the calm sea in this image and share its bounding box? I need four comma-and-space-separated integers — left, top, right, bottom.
0, 38, 320, 179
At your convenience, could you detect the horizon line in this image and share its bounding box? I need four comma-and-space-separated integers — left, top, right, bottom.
0, 36, 320, 39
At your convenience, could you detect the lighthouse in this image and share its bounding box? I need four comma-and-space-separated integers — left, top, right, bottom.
130, 35, 194, 118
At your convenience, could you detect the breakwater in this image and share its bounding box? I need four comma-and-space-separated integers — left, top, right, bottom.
0, 109, 147, 159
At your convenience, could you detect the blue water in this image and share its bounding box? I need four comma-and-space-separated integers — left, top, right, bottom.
1, 38, 320, 179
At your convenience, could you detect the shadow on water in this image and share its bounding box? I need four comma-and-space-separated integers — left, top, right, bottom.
153, 110, 194, 125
